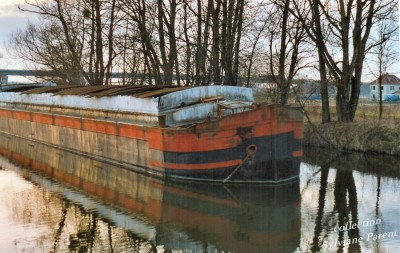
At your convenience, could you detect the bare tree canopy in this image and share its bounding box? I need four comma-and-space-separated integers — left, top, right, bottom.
13, 0, 252, 86
293, 0, 398, 122
265, 0, 312, 104
8, 0, 399, 125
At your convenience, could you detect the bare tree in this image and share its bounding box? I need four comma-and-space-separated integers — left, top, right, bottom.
112, 20, 146, 85
266, 0, 310, 104
310, 1, 331, 123
10, 21, 83, 85
13, 0, 364, 92
240, 2, 270, 88
210, 0, 222, 85
118, 0, 180, 85
20, 0, 91, 84
18, 0, 120, 85
219, 0, 246, 86
293, 0, 397, 122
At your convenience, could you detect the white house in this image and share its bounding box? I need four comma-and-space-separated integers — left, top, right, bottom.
370, 73, 400, 101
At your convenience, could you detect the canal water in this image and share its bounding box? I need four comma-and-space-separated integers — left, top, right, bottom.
0, 134, 400, 253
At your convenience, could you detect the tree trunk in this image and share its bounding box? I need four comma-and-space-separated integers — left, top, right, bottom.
157, 0, 172, 85
183, 1, 191, 86
211, 1, 222, 85
105, 0, 117, 85
94, 0, 104, 85
195, 0, 202, 86
336, 75, 353, 122
312, 0, 376, 122
378, 48, 383, 120
278, 0, 290, 104
319, 55, 331, 123
312, 1, 330, 123
221, 0, 244, 86
232, 0, 244, 85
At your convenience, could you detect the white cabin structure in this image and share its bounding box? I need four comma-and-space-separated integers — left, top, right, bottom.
370, 73, 400, 101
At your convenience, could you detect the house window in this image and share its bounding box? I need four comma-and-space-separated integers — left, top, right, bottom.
391, 86, 395, 90
373, 86, 376, 90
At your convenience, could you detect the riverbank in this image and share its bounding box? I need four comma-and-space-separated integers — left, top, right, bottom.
303, 122, 400, 156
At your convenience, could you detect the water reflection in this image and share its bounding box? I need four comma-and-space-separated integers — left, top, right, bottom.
2, 134, 400, 253
302, 147, 400, 253
0, 134, 300, 253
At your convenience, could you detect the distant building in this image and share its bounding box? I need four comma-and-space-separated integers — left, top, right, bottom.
0, 75, 8, 84
370, 73, 400, 101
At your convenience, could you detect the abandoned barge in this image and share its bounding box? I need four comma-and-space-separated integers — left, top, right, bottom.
0, 85, 303, 183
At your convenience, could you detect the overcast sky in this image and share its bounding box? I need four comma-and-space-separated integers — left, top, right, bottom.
0, 0, 398, 82
0, 0, 38, 70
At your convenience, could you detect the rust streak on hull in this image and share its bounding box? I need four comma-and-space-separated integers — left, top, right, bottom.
0, 85, 303, 184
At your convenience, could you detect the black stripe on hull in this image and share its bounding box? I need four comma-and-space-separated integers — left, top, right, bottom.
163, 132, 302, 164
164, 157, 301, 183
161, 132, 301, 183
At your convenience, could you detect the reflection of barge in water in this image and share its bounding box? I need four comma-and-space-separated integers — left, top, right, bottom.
0, 85, 302, 183
0, 133, 300, 252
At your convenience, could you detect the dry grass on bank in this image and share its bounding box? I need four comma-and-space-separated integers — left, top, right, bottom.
303, 122, 400, 156
254, 89, 400, 124
304, 100, 400, 125
302, 101, 400, 156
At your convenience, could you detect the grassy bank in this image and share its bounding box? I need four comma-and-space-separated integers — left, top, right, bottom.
302, 101, 400, 156
303, 122, 400, 156
304, 101, 400, 125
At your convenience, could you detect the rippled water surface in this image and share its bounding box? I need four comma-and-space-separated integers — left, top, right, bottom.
0, 135, 400, 253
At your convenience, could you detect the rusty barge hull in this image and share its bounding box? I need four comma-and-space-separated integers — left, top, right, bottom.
0, 85, 303, 183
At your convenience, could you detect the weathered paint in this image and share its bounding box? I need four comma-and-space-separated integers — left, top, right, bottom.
159, 86, 254, 111
167, 103, 216, 125
164, 100, 253, 126
0, 86, 303, 183
0, 104, 302, 183
0, 92, 159, 115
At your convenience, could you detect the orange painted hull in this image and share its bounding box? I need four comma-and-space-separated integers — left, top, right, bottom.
0, 103, 303, 183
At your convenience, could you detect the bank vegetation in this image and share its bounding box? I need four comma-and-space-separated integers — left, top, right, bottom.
302, 101, 400, 156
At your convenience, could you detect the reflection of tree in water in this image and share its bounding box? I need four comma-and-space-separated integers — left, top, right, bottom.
53, 200, 70, 252
311, 164, 329, 253
334, 169, 361, 253
62, 207, 156, 253
67, 211, 96, 253
304, 148, 397, 253
310, 167, 361, 253
374, 175, 382, 253
8, 174, 157, 252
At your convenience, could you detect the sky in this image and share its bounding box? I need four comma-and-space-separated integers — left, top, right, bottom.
0, 0, 39, 81
0, 0, 399, 83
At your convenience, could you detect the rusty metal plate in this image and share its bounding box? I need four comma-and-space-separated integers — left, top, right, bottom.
16, 84, 191, 98
21, 85, 81, 94
87, 86, 127, 97
91, 85, 164, 97
134, 87, 190, 98
54, 85, 117, 95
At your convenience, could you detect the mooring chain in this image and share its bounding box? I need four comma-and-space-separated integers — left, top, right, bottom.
223, 144, 258, 183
